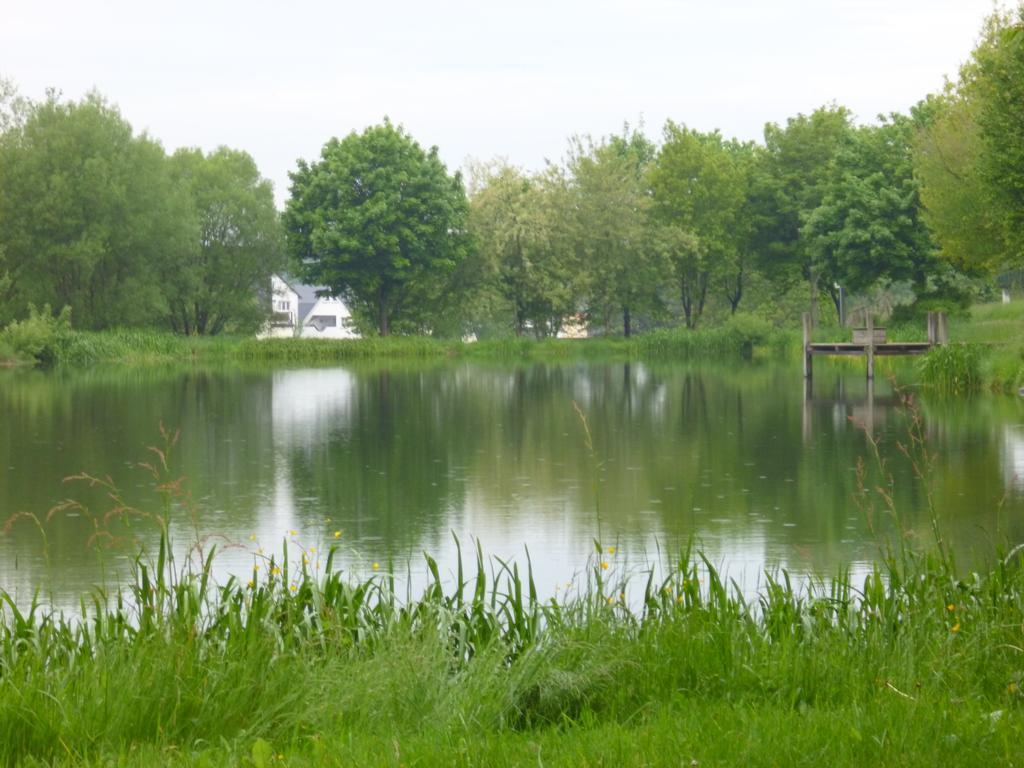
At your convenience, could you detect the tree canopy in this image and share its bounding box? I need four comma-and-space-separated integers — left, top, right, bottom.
283, 120, 469, 336
804, 115, 936, 316
166, 146, 283, 335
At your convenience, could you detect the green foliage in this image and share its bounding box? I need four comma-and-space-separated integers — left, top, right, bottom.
0, 303, 72, 364
914, 91, 1005, 274
165, 146, 283, 335
283, 119, 470, 336
804, 115, 938, 311
650, 124, 750, 327
974, 7, 1024, 266
917, 343, 984, 394
0, 91, 191, 329
467, 161, 579, 337
916, 6, 1024, 277
566, 128, 666, 337
760, 105, 854, 302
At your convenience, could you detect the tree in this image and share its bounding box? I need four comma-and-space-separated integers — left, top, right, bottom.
0, 91, 190, 328
567, 129, 664, 337
914, 89, 1004, 274
467, 161, 578, 337
283, 120, 469, 336
0, 78, 25, 134
804, 114, 937, 318
914, 7, 1024, 278
649, 124, 747, 327
166, 147, 283, 335
971, 7, 1024, 269
761, 105, 854, 321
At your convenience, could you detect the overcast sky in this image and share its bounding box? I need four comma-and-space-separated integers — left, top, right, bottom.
1, 0, 1003, 206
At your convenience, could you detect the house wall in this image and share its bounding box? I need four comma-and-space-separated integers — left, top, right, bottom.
258, 276, 301, 338
300, 296, 359, 339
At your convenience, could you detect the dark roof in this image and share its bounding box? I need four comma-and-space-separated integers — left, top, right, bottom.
277, 274, 336, 324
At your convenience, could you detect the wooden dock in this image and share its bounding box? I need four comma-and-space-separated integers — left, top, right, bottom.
802, 311, 947, 380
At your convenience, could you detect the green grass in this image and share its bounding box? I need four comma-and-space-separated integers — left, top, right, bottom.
947, 303, 1024, 393
1, 526, 1022, 767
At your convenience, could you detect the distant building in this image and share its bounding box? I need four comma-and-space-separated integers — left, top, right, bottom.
260, 274, 359, 339
556, 313, 589, 339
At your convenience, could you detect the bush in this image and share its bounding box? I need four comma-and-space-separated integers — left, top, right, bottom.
0, 304, 73, 365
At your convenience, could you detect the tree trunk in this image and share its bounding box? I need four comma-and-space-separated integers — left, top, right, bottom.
377, 287, 390, 337
622, 306, 631, 338
727, 270, 744, 314
808, 270, 819, 327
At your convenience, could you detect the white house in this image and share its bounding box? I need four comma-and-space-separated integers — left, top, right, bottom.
260, 274, 360, 339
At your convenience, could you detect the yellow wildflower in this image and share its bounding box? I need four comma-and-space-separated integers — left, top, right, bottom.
372, 562, 380, 571
249, 533, 257, 541
607, 546, 616, 555
600, 561, 609, 570
951, 622, 961, 633
334, 530, 341, 539
289, 529, 298, 537
947, 603, 955, 612
289, 584, 298, 592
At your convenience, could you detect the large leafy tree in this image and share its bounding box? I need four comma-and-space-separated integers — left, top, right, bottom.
974, 9, 1024, 267
568, 129, 664, 337
166, 147, 283, 335
468, 161, 577, 337
649, 124, 748, 327
913, 89, 1003, 274
283, 120, 469, 336
803, 115, 937, 317
0, 91, 190, 328
760, 105, 853, 320
914, 7, 1024, 278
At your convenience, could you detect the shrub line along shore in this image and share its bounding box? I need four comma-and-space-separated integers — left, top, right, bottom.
4, 302, 1024, 394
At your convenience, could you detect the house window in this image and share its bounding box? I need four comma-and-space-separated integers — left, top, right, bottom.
308, 315, 338, 331
276, 300, 291, 311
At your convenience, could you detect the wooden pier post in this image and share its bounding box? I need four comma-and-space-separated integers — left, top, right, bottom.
802, 313, 813, 379
936, 312, 948, 345
866, 313, 875, 380
927, 312, 936, 345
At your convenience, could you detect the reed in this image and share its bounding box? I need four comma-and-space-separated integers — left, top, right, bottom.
917, 343, 984, 394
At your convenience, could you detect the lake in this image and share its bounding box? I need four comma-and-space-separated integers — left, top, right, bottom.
2, 359, 1022, 605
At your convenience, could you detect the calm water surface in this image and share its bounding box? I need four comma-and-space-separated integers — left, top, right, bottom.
1, 360, 1023, 604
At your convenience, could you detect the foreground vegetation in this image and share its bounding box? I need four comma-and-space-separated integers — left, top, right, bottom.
1, 525, 1021, 766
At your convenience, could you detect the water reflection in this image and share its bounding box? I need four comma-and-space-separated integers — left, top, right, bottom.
1, 360, 1023, 606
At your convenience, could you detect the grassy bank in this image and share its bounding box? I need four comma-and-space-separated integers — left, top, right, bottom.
0, 314, 796, 368
2, 303, 1021, 397
1, 530, 1021, 766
